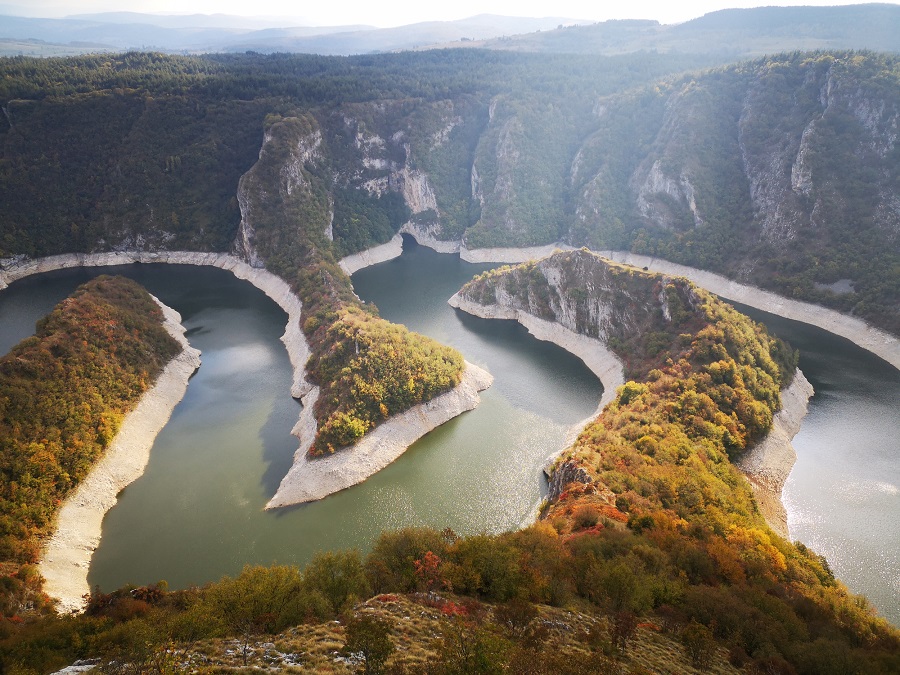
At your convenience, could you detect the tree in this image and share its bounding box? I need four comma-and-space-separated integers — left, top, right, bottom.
343, 615, 394, 675
681, 620, 716, 670
303, 550, 370, 615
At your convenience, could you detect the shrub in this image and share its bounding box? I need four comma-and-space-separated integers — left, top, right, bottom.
343, 615, 394, 675
573, 505, 600, 530
681, 620, 716, 670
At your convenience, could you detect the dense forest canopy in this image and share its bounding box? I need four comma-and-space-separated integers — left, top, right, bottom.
1, 49, 897, 333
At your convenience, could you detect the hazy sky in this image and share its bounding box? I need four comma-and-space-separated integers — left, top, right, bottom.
9, 0, 897, 27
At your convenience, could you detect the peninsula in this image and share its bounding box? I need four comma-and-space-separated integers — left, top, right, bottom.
0, 276, 193, 612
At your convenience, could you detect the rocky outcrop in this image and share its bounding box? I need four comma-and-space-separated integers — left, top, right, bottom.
398, 166, 439, 214
736, 369, 814, 538
448, 292, 624, 416
232, 116, 329, 267
633, 159, 703, 230
546, 459, 592, 503
265, 362, 493, 507
400, 222, 462, 254
38, 297, 201, 613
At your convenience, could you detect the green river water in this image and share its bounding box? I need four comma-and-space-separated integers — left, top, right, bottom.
0, 238, 896, 623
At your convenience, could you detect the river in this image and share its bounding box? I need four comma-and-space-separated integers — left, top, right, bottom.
0, 253, 600, 591
733, 303, 900, 625
0, 241, 896, 624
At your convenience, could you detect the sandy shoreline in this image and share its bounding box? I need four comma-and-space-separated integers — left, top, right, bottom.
339, 234, 405, 276
265, 361, 493, 507
736, 369, 814, 538
447, 293, 624, 449
2, 251, 497, 511
0, 251, 312, 398
37, 298, 201, 613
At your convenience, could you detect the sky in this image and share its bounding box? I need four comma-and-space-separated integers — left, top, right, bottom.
6, 0, 897, 28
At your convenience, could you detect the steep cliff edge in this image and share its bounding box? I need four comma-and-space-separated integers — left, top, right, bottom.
452, 249, 804, 537
3, 51, 896, 332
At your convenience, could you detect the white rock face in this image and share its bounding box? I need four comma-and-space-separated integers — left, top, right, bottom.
38, 297, 201, 614
399, 166, 439, 214
265, 362, 493, 508
400, 222, 462, 254
459, 243, 575, 264
635, 159, 703, 228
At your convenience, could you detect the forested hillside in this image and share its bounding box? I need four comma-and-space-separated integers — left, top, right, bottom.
451, 250, 900, 673
0, 276, 180, 614
1, 50, 897, 334
567, 51, 900, 334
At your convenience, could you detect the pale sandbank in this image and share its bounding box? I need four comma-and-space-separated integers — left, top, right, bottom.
38, 299, 201, 613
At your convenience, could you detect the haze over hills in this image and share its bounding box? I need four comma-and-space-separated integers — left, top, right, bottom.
220, 15, 591, 55
0, 12, 587, 56
1, 4, 899, 56
461, 3, 900, 56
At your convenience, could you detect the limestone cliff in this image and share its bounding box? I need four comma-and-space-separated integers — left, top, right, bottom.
2, 52, 897, 333
454, 248, 699, 361
568, 52, 900, 333
233, 115, 332, 267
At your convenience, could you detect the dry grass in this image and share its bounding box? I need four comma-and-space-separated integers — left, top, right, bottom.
158, 592, 741, 674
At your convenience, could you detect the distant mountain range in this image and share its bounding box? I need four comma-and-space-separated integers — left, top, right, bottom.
1, 4, 898, 57
461, 4, 900, 56
0, 12, 586, 56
